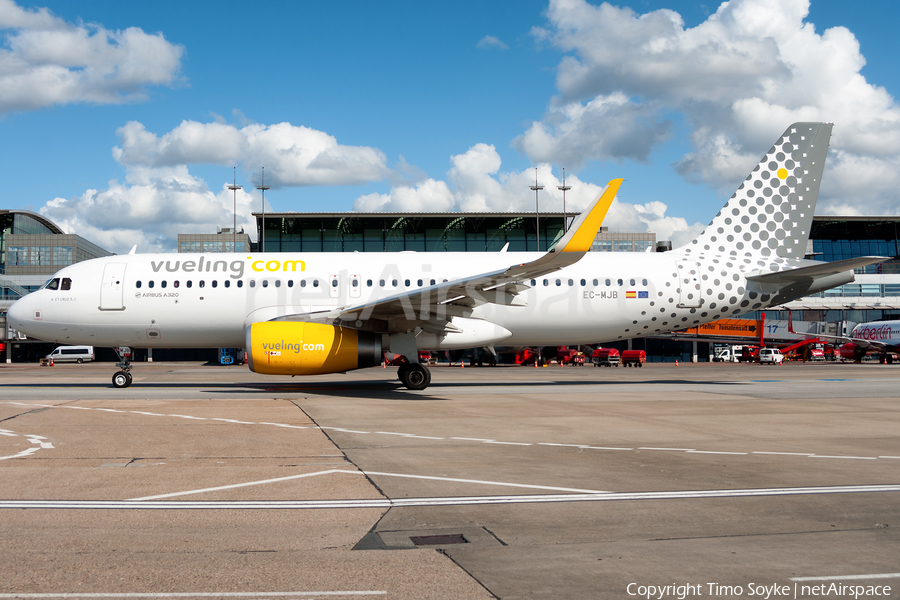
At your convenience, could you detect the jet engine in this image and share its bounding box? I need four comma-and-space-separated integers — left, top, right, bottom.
246, 321, 383, 376
838, 342, 866, 361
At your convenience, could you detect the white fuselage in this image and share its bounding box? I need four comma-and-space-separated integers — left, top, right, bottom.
849, 321, 900, 349
7, 249, 817, 350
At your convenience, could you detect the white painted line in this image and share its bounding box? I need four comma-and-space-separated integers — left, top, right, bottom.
167, 415, 207, 420
639, 447, 695, 451
208, 418, 255, 424
127, 469, 360, 501
687, 450, 748, 455
809, 455, 877, 460
878, 456, 900, 459
485, 441, 531, 446
450, 437, 495, 442
63, 406, 92, 410
132, 412, 165, 416
403, 435, 444, 440
585, 447, 634, 451
752, 451, 814, 456
0, 593, 387, 598
0, 432, 17, 437
361, 470, 609, 494
4, 484, 900, 511
791, 573, 900, 582
94, 409, 126, 413
330, 429, 370, 434
260, 423, 312, 429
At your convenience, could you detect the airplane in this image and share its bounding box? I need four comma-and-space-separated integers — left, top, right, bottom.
7, 122, 886, 390
788, 312, 900, 363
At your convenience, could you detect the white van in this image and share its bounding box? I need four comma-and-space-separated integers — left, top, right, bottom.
758, 348, 784, 365
46, 346, 95, 364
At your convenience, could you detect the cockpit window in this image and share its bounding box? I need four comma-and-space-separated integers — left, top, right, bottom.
61, 278, 72, 291
44, 278, 60, 290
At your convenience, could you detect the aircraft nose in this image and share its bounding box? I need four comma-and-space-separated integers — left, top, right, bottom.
7, 294, 33, 331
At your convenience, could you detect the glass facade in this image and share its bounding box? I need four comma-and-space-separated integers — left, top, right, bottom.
261, 214, 567, 253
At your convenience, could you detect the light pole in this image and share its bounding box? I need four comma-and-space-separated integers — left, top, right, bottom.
256, 167, 270, 253
530, 168, 543, 251
227, 167, 240, 252
557, 167, 571, 232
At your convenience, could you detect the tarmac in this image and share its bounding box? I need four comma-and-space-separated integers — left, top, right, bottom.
1, 360, 898, 599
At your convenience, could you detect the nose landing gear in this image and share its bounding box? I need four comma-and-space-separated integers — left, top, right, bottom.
397, 361, 431, 390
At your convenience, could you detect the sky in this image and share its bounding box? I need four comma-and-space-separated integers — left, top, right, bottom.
2, 0, 900, 255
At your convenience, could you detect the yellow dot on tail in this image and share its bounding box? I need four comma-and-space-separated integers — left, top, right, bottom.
777, 168, 788, 179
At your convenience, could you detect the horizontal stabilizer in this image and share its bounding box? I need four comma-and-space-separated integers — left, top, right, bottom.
746, 256, 887, 284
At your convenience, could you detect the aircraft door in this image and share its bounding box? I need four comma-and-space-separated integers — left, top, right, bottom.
329, 274, 340, 299
349, 274, 361, 299
99, 263, 127, 311
676, 260, 701, 308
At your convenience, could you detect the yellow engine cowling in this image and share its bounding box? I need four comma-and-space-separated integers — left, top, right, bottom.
246, 322, 383, 376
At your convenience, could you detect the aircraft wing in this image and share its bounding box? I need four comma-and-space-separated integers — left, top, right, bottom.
746, 256, 887, 284
277, 179, 622, 333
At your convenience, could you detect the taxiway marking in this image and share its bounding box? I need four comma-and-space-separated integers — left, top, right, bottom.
0, 593, 386, 598
2, 484, 899, 510
2, 402, 896, 464
0, 428, 55, 461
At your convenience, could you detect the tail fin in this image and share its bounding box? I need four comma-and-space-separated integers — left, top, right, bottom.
683, 122, 833, 261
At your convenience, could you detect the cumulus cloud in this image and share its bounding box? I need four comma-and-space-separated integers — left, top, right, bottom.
521, 0, 900, 214
0, 0, 184, 113
477, 35, 509, 50
353, 142, 704, 247
114, 120, 389, 186
40, 166, 263, 255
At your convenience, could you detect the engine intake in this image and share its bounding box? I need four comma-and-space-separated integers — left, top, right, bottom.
246, 322, 383, 375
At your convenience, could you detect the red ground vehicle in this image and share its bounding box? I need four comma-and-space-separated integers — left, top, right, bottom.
621, 350, 646, 367
592, 347, 620, 367
557, 347, 586, 366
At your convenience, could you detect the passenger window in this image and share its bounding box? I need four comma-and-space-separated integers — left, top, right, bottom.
580, 279, 586, 286
223, 281, 229, 288
275, 280, 281, 288
161, 281, 167, 289
174, 281, 180, 288
212, 281, 218, 288
417, 279, 423, 286
642, 279, 648, 286
568, 279, 574, 286
135, 281, 142, 289
313, 280, 319, 287
199, 280, 206, 288
379, 279, 385, 287
331, 279, 338, 287
287, 280, 293, 288
404, 279, 410, 287
592, 279, 598, 286
555, 279, 561, 286
237, 280, 243, 288
61, 278, 71, 291
148, 281, 155, 289
531, 279, 536, 286
543, 279, 549, 286
617, 279, 623, 286
262, 280, 268, 288
367, 280, 373, 287
605, 279, 611, 286
250, 280, 255, 288
187, 281, 193, 288
630, 279, 635, 286
391, 279, 398, 287
430, 279, 436, 285
352, 279, 359, 287
300, 280, 306, 288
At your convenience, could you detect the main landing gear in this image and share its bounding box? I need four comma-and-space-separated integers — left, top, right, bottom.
112, 346, 134, 388
398, 361, 431, 391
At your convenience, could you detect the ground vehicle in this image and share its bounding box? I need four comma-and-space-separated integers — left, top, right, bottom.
758, 348, 784, 365
592, 347, 620, 367
45, 346, 94, 364
621, 350, 646, 367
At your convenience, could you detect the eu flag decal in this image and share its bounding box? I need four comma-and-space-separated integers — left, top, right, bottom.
638, 291, 649, 299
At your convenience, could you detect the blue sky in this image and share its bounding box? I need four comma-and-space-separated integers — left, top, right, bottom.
2, 0, 899, 253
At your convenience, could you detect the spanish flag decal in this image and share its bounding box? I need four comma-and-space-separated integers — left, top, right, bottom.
626, 291, 637, 299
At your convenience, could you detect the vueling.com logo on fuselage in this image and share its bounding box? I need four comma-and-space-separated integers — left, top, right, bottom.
262, 340, 325, 354
149, 256, 306, 280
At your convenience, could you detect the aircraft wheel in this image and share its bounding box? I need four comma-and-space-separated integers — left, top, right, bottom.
112, 371, 130, 388
400, 363, 431, 390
